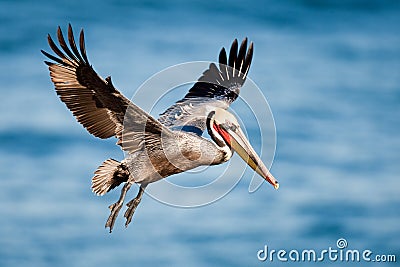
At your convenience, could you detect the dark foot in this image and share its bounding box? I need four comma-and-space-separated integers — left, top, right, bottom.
105, 201, 123, 233
105, 182, 132, 233
124, 185, 146, 228
124, 198, 140, 227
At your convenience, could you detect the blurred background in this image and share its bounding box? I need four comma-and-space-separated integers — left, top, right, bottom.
0, 0, 399, 266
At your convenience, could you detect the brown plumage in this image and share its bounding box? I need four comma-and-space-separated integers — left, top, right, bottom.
42, 24, 278, 233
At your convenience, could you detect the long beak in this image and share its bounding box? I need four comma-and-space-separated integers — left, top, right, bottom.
224, 126, 279, 190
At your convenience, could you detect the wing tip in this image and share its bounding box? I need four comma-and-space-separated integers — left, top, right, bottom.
219, 47, 227, 65
42, 24, 92, 67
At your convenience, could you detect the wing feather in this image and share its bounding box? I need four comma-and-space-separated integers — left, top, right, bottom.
228, 39, 238, 74
67, 26, 85, 63
79, 30, 90, 64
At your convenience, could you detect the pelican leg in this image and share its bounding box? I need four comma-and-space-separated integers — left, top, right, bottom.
105, 182, 132, 233
124, 184, 147, 228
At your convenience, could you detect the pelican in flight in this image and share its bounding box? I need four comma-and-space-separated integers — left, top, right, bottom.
42, 25, 279, 232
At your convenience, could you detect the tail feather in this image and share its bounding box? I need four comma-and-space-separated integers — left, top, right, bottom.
92, 159, 129, 196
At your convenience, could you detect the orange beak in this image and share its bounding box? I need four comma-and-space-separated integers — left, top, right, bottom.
215, 123, 279, 190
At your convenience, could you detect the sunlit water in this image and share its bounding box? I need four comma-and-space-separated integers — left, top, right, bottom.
0, 0, 399, 266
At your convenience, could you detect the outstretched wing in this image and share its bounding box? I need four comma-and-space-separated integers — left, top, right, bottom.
181, 38, 253, 104
42, 24, 171, 153
158, 38, 254, 135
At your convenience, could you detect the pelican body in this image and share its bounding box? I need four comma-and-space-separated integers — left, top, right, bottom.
42, 25, 278, 232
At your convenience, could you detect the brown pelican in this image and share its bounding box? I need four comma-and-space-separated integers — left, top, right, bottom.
42, 25, 279, 232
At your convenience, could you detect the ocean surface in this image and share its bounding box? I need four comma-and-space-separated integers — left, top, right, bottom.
0, 0, 399, 266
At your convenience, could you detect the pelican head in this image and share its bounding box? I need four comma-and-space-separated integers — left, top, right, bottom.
207, 108, 279, 190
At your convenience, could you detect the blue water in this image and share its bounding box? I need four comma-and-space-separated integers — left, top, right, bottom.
0, 0, 399, 266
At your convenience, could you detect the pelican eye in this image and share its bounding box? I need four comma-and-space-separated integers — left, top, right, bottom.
221, 122, 237, 132
229, 124, 237, 132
